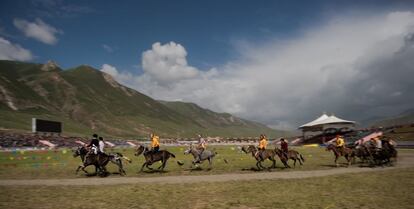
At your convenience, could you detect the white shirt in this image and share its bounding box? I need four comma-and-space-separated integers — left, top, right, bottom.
376, 140, 382, 149
99, 141, 105, 153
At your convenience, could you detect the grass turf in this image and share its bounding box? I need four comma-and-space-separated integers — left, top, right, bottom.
0, 146, 412, 180
0, 167, 413, 209
0, 146, 372, 179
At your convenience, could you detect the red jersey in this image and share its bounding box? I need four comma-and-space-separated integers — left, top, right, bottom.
281, 141, 288, 152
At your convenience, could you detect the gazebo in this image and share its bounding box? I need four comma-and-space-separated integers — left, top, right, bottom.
299, 113, 356, 138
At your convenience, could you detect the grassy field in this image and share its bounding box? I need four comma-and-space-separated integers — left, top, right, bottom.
1, 146, 413, 209
0, 146, 412, 179
0, 145, 314, 179
0, 168, 413, 209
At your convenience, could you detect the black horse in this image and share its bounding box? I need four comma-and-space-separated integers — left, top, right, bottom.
134, 145, 176, 172
73, 146, 131, 176
365, 140, 397, 166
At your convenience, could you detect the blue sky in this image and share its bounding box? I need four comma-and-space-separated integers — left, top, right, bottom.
0, 0, 409, 71
1, 0, 414, 129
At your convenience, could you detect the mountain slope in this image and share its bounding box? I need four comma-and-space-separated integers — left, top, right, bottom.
160, 101, 282, 136
365, 109, 414, 127
0, 60, 282, 138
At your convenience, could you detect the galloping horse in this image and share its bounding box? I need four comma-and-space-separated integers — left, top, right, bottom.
73, 146, 99, 174
242, 145, 284, 170
184, 145, 216, 169
134, 145, 176, 172
351, 143, 373, 164
73, 146, 131, 176
274, 148, 305, 167
365, 140, 398, 166
325, 144, 353, 167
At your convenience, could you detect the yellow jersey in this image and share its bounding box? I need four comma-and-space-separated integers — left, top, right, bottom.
259, 138, 268, 149
151, 135, 160, 148
336, 137, 345, 147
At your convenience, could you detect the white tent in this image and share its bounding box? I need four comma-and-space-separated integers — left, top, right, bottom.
299, 113, 329, 128
300, 114, 355, 128
299, 113, 356, 137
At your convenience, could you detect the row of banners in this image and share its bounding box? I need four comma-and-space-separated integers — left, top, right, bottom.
2, 156, 62, 161
1, 149, 69, 155
1, 148, 128, 155
1, 162, 68, 168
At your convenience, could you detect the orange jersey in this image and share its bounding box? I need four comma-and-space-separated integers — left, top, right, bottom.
259, 138, 268, 149
151, 135, 160, 147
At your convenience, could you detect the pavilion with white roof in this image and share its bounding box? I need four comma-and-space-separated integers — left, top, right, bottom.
299, 113, 356, 137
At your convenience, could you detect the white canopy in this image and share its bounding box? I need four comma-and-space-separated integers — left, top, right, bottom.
300, 114, 355, 129
299, 113, 329, 128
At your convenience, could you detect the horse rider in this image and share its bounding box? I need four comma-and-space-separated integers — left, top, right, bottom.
354, 139, 362, 148
86, 134, 99, 155
335, 134, 345, 155
98, 137, 105, 154
197, 134, 207, 162
256, 134, 268, 160
149, 133, 160, 162
370, 136, 382, 153
280, 138, 289, 159
97, 137, 106, 160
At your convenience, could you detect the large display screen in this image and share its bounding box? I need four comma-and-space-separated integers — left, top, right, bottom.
32, 118, 62, 133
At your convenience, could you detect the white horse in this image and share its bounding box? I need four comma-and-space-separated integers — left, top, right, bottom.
184, 145, 216, 169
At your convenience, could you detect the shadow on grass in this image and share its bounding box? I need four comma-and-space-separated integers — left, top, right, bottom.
320, 164, 341, 168
184, 167, 205, 172
140, 170, 169, 174
241, 167, 278, 172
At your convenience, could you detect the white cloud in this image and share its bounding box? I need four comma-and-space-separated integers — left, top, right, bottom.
141, 42, 200, 85
0, 37, 33, 61
13, 18, 62, 45
100, 64, 118, 77
102, 44, 113, 53
106, 11, 414, 129
100, 64, 134, 83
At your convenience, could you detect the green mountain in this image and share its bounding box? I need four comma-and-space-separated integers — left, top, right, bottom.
0, 60, 281, 138
160, 101, 287, 137
367, 109, 414, 128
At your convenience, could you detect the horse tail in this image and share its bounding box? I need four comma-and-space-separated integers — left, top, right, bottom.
121, 156, 132, 163
299, 153, 305, 162
168, 151, 176, 158
114, 152, 132, 163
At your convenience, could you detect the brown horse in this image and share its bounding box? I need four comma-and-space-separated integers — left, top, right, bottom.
134, 145, 176, 172
274, 148, 304, 167
326, 144, 354, 167
242, 145, 282, 170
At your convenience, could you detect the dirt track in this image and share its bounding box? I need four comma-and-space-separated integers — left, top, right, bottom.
1, 153, 413, 186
